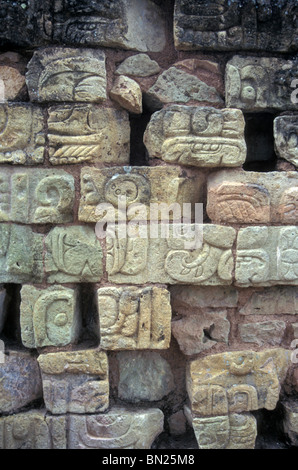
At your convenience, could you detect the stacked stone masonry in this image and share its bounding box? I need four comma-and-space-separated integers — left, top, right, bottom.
0, 0, 297, 450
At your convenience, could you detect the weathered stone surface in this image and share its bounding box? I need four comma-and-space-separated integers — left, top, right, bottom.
20, 285, 80, 349
47, 105, 130, 165
79, 165, 204, 222
274, 115, 298, 168
239, 287, 298, 316
118, 351, 174, 402
172, 310, 230, 355
67, 407, 164, 449
97, 286, 171, 350
0, 52, 27, 101
239, 321, 286, 347
144, 105, 246, 167
144, 62, 223, 110
168, 410, 187, 436
110, 76, 143, 114
38, 349, 109, 414
170, 285, 238, 309
281, 400, 298, 446
174, 0, 298, 52
207, 170, 298, 224
116, 54, 161, 77
226, 56, 298, 111
26, 48, 107, 103
236, 226, 298, 287
0, 168, 74, 224
0, 104, 45, 164
0, 287, 8, 333
185, 406, 257, 450
187, 349, 290, 417
45, 226, 103, 283
0, 224, 43, 284
0, 350, 42, 413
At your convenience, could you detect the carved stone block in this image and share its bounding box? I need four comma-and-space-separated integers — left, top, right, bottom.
207, 170, 298, 224
0, 104, 45, 164
79, 166, 204, 222
239, 320, 286, 347
97, 286, 171, 350
274, 115, 298, 168
0, 350, 42, 413
26, 48, 107, 103
0, 168, 74, 224
144, 105, 246, 167
187, 349, 290, 417
174, 0, 298, 52
282, 400, 298, 446
38, 349, 109, 414
45, 226, 103, 283
20, 285, 80, 348
47, 104, 130, 165
226, 56, 298, 111
239, 287, 298, 316
236, 226, 298, 287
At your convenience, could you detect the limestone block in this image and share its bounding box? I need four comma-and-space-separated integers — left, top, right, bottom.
144, 61, 223, 110
110, 76, 143, 114
0, 286, 8, 333
207, 170, 298, 224
0, 52, 27, 101
79, 166, 204, 223
20, 285, 80, 349
45, 226, 103, 283
0, 168, 74, 224
174, 0, 298, 53
274, 115, 298, 168
172, 309, 230, 355
115, 54, 161, 77
47, 104, 130, 165
239, 287, 298, 316
236, 226, 298, 287
0, 104, 45, 164
26, 48, 107, 103
97, 286, 171, 350
226, 56, 298, 111
38, 349, 109, 414
67, 408, 164, 449
118, 351, 174, 402
170, 286, 239, 309
144, 105, 246, 167
281, 400, 298, 446
239, 321, 286, 347
0, 350, 42, 413
187, 349, 290, 417
0, 224, 43, 284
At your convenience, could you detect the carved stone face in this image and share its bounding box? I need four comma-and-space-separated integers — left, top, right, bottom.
105, 174, 150, 206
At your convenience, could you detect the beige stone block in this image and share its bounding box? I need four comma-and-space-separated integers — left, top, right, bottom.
20, 285, 80, 349
282, 400, 298, 446
26, 47, 107, 103
239, 320, 286, 347
0, 411, 53, 449
115, 54, 161, 77
187, 348, 290, 417
236, 226, 298, 287
47, 104, 130, 165
239, 287, 298, 316
144, 105, 246, 167
207, 170, 298, 224
110, 76, 142, 114
38, 349, 109, 414
97, 286, 171, 350
0, 52, 27, 101
170, 285, 238, 309
274, 115, 298, 168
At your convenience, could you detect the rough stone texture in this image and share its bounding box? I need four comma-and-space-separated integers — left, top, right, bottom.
174, 0, 298, 52
282, 400, 298, 446
144, 105, 246, 167
97, 286, 171, 350
115, 54, 161, 77
118, 351, 174, 402
79, 165, 204, 222
0, 287, 8, 334
274, 115, 298, 168
168, 410, 187, 436
20, 285, 80, 349
187, 349, 291, 417
236, 226, 298, 287
26, 48, 107, 103
110, 76, 143, 114
239, 321, 286, 347
239, 287, 298, 316
0, 52, 27, 101
207, 170, 298, 224
38, 349, 109, 414
0, 350, 42, 413
0, 168, 74, 224
226, 56, 298, 111
170, 285, 239, 309
45, 226, 103, 283
47, 105, 130, 165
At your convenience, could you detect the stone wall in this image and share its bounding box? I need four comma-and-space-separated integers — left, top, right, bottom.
0, 0, 297, 450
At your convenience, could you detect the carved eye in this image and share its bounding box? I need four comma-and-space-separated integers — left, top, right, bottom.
241, 86, 256, 102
